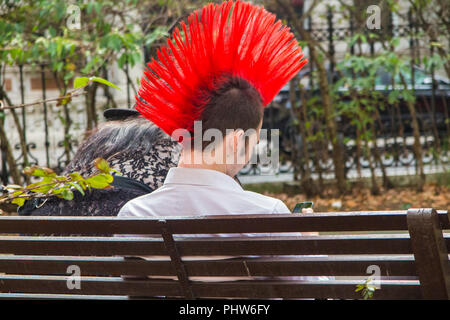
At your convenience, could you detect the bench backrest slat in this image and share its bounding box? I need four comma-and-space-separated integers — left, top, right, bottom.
0, 275, 423, 300
0, 255, 418, 277
0, 275, 183, 297
0, 210, 448, 235
1, 234, 436, 256
0, 237, 167, 256
191, 280, 423, 300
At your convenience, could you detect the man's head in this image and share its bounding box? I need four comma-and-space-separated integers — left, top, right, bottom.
199, 75, 263, 148
178, 75, 264, 177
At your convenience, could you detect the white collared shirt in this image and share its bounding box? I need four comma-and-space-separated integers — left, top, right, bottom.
118, 167, 291, 219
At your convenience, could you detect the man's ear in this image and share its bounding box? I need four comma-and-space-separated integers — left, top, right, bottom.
232, 129, 245, 152
225, 129, 244, 164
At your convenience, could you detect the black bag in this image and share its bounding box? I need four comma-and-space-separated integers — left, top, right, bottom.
18, 175, 153, 216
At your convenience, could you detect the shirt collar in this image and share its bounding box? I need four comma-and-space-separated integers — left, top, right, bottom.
164, 167, 243, 191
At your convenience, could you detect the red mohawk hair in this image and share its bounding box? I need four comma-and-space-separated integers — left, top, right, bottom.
136, 0, 307, 136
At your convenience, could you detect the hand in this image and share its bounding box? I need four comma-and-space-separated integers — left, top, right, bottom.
300, 208, 316, 235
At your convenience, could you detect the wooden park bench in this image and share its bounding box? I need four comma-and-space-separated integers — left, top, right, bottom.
0, 208, 448, 300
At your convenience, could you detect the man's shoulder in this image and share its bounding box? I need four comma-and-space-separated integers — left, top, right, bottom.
117, 192, 157, 217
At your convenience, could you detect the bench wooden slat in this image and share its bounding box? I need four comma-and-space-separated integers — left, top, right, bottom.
174, 234, 421, 256
0, 234, 425, 256
0, 275, 183, 297
191, 279, 423, 299
0, 255, 418, 277
0, 256, 173, 277
187, 256, 418, 277
0, 293, 130, 300
0, 210, 447, 235
0, 236, 167, 256
0, 275, 422, 299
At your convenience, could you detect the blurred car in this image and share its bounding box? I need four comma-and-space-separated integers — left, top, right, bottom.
268, 65, 449, 138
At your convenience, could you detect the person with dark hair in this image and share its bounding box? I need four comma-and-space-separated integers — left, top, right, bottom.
19, 112, 181, 217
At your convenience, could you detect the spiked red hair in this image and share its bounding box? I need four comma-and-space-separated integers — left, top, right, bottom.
136, 0, 307, 136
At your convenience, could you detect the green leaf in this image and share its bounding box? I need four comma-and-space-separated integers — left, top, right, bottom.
430, 41, 443, 48
89, 77, 120, 90
85, 174, 113, 189
69, 182, 85, 196
27, 182, 54, 193
23, 166, 56, 178
50, 188, 65, 195
60, 189, 74, 201
94, 158, 111, 173
355, 285, 364, 292
11, 197, 26, 207
110, 168, 122, 175
391, 37, 400, 48
73, 77, 90, 89
57, 93, 72, 106
86, 2, 94, 14
305, 121, 311, 130
78, 178, 87, 187
360, 34, 367, 44
93, 2, 102, 15
388, 91, 400, 104
69, 172, 84, 182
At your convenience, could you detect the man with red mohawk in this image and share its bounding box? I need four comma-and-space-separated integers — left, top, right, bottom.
118, 0, 309, 220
